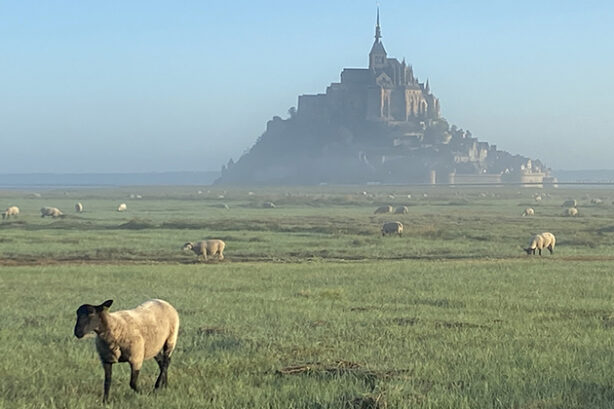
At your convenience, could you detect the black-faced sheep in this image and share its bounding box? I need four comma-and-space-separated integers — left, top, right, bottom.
524, 232, 556, 255
522, 208, 535, 216
75, 202, 84, 213
40, 207, 64, 218
74, 299, 179, 403
381, 221, 403, 236
183, 240, 226, 261
394, 206, 409, 214
262, 201, 276, 208
2, 206, 19, 219
374, 205, 393, 214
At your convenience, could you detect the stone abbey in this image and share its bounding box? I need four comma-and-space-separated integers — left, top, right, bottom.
299, 9, 440, 123
216, 10, 551, 186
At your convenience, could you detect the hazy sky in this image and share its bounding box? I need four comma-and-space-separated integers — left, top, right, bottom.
1, 0, 613, 173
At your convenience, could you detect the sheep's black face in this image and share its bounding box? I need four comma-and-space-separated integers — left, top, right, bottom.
182, 242, 193, 251
74, 304, 101, 338
524, 248, 534, 255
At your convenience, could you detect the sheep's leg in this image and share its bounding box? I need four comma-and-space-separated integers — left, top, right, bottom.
548, 246, 554, 254
155, 356, 170, 388
129, 363, 141, 392
155, 350, 171, 388
218, 250, 224, 261
102, 362, 112, 403
538, 248, 542, 256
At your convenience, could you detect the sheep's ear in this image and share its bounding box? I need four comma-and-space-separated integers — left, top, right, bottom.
98, 299, 113, 311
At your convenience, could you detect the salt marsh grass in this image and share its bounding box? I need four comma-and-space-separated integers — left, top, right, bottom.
1, 186, 614, 408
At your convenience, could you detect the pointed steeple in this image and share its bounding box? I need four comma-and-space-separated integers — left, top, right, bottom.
375, 6, 382, 42
369, 6, 387, 70
425, 79, 431, 94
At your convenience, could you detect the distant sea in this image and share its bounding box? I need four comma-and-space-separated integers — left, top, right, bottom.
553, 170, 614, 184
0, 171, 220, 189
0, 170, 613, 188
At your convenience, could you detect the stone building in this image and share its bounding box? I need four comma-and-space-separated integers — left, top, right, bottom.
215, 9, 547, 186
298, 9, 440, 123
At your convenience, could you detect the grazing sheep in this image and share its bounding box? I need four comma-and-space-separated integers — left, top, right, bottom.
374, 205, 393, 214
183, 240, 226, 261
40, 207, 64, 218
1, 206, 19, 220
75, 202, 84, 213
534, 195, 542, 202
381, 221, 403, 237
524, 232, 556, 255
591, 198, 603, 205
562, 199, 577, 208
564, 207, 579, 217
262, 201, 276, 208
74, 299, 179, 403
522, 207, 535, 216
117, 203, 127, 212
395, 206, 409, 214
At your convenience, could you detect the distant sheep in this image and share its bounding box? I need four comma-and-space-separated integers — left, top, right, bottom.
117, 203, 127, 212
40, 207, 64, 218
562, 199, 577, 207
591, 198, 603, 205
522, 208, 535, 216
183, 239, 226, 261
374, 205, 393, 214
395, 206, 409, 214
534, 195, 542, 202
524, 232, 556, 255
74, 299, 179, 403
263, 201, 276, 209
2, 206, 19, 220
381, 221, 403, 237
564, 207, 579, 217
75, 202, 84, 213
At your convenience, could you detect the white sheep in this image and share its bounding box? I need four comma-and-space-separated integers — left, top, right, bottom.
117, 203, 127, 212
524, 232, 556, 255
75, 202, 84, 213
394, 206, 409, 214
262, 201, 276, 208
522, 207, 535, 216
374, 205, 393, 214
183, 239, 226, 261
74, 299, 179, 403
1, 206, 19, 219
564, 207, 579, 217
40, 207, 64, 218
591, 198, 603, 205
381, 221, 403, 236
562, 199, 577, 208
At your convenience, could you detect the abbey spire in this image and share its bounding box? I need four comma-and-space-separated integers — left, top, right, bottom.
369, 7, 387, 70
375, 6, 382, 42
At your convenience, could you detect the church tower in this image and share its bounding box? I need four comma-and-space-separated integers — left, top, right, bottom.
369, 8, 387, 70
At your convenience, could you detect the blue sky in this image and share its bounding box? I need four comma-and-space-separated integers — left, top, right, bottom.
1, 0, 613, 173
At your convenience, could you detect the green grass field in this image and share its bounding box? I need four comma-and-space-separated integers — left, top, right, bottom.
1, 186, 614, 408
